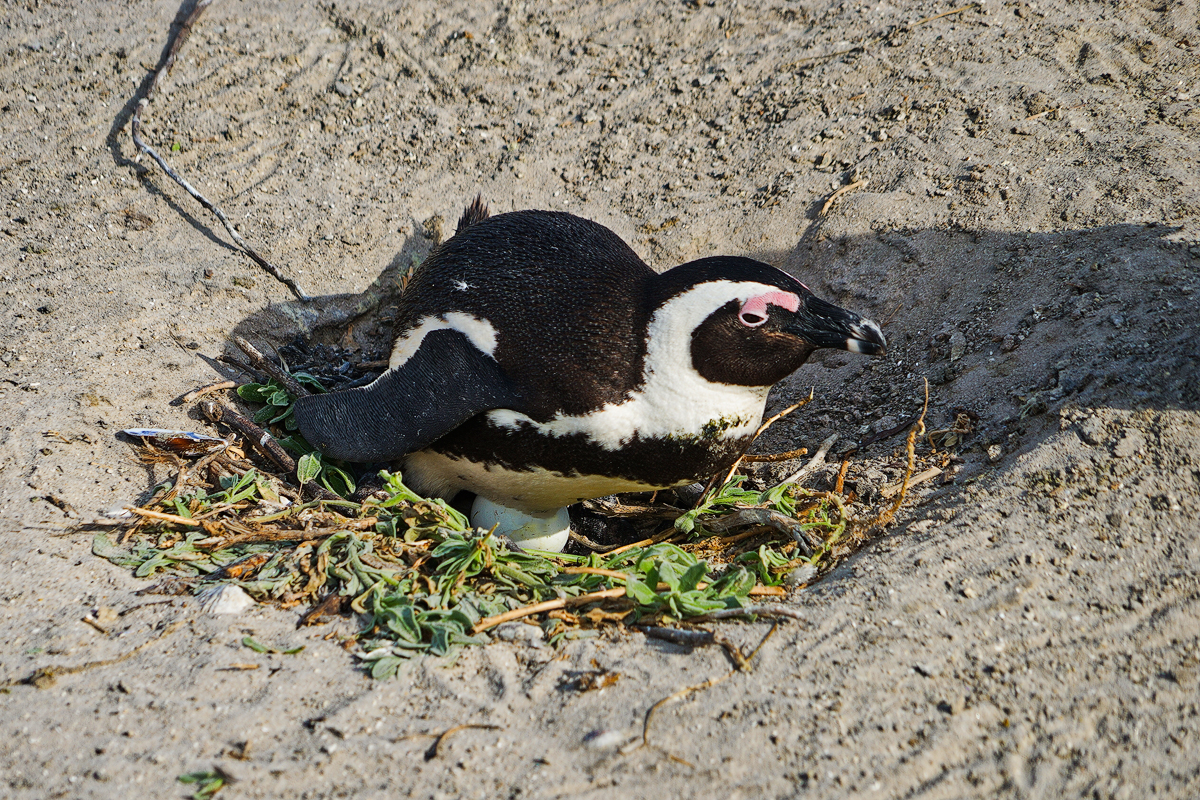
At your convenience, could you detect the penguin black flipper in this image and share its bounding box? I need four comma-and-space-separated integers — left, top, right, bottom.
293, 328, 520, 463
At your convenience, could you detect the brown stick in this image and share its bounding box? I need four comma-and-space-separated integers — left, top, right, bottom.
472, 587, 627, 633
912, 4, 977, 27
196, 399, 341, 502
700, 509, 816, 556
125, 506, 203, 527
130, 0, 310, 301
231, 336, 311, 399
425, 724, 501, 761
181, 380, 237, 403
741, 446, 809, 463
13, 620, 185, 689
819, 179, 868, 217
689, 605, 805, 623
880, 466, 942, 499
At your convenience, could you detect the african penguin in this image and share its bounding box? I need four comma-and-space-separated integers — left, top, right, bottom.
295, 200, 885, 549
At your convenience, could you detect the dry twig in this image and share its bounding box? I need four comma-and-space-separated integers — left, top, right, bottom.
472, 588, 627, 633
180, 380, 237, 403
231, 336, 311, 399
11, 620, 185, 689
912, 3, 977, 27
819, 179, 868, 217
130, 0, 310, 300
770, 433, 839, 491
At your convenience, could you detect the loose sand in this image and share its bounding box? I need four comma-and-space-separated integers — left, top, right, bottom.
1, 1, 1198, 797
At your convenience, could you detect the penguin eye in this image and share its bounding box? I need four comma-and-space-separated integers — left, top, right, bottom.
738, 309, 768, 327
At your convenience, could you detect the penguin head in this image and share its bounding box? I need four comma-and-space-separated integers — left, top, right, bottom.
654, 256, 886, 388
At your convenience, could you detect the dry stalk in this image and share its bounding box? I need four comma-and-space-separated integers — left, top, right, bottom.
819, 179, 868, 217
131, 0, 310, 300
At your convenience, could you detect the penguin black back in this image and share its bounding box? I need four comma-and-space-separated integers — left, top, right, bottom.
399, 210, 658, 418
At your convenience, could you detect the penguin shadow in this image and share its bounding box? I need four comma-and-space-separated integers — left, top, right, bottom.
224, 230, 436, 362
744, 220, 1197, 563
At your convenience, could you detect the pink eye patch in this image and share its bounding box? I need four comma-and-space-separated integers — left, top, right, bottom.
739, 290, 799, 326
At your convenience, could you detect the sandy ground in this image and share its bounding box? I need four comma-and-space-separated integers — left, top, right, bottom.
2, 0, 1199, 797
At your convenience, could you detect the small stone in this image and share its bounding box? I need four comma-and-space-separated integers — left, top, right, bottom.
961, 585, 978, 599
987, 444, 1003, 462
493, 621, 545, 645
333, 81, 353, 98
1077, 416, 1105, 445
1000, 334, 1018, 352
784, 563, 817, 588
1113, 429, 1145, 459
1110, 314, 1124, 328
198, 585, 256, 615
949, 329, 967, 361
582, 729, 629, 749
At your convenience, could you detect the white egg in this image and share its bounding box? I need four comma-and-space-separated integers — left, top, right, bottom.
469, 495, 571, 553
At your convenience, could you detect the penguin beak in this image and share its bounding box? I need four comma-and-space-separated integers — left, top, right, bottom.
787, 295, 887, 356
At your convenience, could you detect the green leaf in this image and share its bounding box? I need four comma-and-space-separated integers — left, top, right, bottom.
296, 453, 322, 484
242, 636, 270, 653
237, 382, 274, 402
678, 561, 709, 593
319, 463, 356, 497
91, 533, 144, 568
370, 655, 405, 679
177, 771, 224, 800
626, 578, 659, 606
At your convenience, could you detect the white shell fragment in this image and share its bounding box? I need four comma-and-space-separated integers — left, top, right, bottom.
198, 584, 257, 615
469, 496, 571, 552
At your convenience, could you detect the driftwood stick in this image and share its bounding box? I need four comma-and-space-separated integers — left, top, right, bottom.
701, 509, 817, 556
130, 0, 311, 301
196, 399, 341, 502
770, 433, 839, 490
231, 336, 311, 399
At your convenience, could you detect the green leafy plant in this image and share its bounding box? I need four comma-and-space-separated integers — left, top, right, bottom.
178, 770, 224, 799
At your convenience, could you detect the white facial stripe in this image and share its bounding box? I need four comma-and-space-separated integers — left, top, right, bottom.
487, 280, 781, 451
389, 312, 498, 369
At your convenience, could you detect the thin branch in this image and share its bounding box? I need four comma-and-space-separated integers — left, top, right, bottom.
180, 380, 236, 403
819, 179, 868, 217
196, 398, 341, 502
912, 4, 978, 27
131, 0, 311, 301
688, 605, 806, 623
770, 433, 839, 491
700, 509, 816, 556
472, 587, 627, 633
231, 336, 311, 399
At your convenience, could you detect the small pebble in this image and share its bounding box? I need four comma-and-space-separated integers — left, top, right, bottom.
198, 585, 256, 615
785, 563, 817, 588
